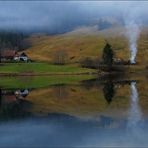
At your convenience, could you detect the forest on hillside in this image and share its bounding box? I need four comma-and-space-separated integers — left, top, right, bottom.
0, 31, 30, 51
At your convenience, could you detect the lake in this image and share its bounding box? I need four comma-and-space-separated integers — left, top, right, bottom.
0, 74, 148, 147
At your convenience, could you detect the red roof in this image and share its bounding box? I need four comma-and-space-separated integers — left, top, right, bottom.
1, 50, 16, 58
2, 95, 17, 104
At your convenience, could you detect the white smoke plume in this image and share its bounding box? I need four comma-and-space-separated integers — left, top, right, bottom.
126, 22, 140, 64
124, 8, 141, 64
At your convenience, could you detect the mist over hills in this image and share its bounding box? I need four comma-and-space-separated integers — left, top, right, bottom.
0, 16, 121, 35
0, 1, 147, 34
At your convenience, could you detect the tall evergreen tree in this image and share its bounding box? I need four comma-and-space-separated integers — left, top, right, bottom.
102, 43, 114, 67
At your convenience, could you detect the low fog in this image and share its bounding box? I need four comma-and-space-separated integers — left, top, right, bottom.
0, 1, 148, 34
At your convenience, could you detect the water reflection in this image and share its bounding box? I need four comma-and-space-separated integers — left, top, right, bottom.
103, 81, 115, 104
125, 82, 144, 146
0, 75, 148, 146
127, 82, 143, 128
0, 89, 31, 119
53, 85, 69, 99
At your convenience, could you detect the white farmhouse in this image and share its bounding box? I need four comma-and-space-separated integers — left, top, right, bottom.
14, 52, 29, 62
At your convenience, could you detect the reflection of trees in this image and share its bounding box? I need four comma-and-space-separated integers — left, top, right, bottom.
2, 99, 31, 118
53, 85, 69, 100
103, 81, 115, 104
0, 89, 1, 106
0, 89, 31, 119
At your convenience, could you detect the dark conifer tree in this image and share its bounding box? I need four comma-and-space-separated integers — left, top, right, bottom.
102, 43, 114, 67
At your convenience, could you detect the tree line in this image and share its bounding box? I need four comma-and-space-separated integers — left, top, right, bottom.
0, 31, 29, 51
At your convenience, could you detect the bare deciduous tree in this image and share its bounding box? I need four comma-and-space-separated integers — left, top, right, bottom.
52, 50, 68, 65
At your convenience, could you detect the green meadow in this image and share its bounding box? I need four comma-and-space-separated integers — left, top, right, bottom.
0, 63, 95, 75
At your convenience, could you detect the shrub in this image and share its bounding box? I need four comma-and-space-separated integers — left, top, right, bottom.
80, 57, 101, 69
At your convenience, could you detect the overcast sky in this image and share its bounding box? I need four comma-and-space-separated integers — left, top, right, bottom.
0, 1, 148, 33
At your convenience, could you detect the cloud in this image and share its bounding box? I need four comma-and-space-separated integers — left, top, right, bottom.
0, 1, 147, 33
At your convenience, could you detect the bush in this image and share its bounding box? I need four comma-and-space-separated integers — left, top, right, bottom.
80, 57, 100, 69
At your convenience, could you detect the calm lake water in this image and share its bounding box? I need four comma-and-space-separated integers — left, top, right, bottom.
0, 74, 148, 147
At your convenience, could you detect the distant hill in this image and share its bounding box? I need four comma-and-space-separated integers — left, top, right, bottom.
25, 25, 148, 65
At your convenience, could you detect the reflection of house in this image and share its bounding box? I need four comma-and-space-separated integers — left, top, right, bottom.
15, 89, 29, 98
1, 89, 29, 104
2, 94, 17, 104
1, 50, 29, 62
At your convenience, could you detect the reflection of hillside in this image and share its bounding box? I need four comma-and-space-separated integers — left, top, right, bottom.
27, 85, 106, 117
24, 75, 148, 119
53, 85, 69, 99
0, 75, 147, 120
26, 83, 131, 118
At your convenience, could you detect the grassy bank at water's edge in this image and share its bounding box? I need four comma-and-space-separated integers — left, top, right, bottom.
0, 63, 96, 75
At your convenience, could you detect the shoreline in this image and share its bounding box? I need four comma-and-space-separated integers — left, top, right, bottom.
0, 70, 146, 77
0, 63, 146, 77
0, 72, 98, 77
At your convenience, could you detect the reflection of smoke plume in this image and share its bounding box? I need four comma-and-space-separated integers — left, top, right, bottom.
124, 10, 141, 64
127, 82, 142, 128
126, 82, 144, 144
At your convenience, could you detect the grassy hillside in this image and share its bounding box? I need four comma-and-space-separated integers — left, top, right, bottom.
25, 26, 148, 65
